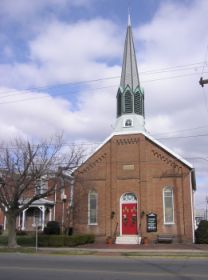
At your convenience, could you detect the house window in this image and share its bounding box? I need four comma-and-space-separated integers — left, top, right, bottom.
35, 179, 48, 195
88, 191, 98, 225
163, 187, 174, 224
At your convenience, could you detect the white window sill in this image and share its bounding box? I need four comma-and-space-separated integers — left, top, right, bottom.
88, 223, 98, 226
164, 222, 175, 225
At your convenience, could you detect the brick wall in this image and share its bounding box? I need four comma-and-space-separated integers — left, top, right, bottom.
73, 133, 194, 243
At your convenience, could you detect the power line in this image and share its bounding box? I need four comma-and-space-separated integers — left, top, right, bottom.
0, 61, 204, 100
143, 71, 208, 84
0, 76, 120, 99
152, 124, 208, 137
142, 62, 204, 75
0, 84, 118, 105
0, 132, 208, 150
157, 133, 208, 140
201, 45, 208, 76
0, 71, 207, 106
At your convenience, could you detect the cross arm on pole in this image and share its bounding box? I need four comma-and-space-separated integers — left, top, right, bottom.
199, 77, 208, 87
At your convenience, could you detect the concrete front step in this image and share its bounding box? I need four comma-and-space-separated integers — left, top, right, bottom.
115, 235, 141, 245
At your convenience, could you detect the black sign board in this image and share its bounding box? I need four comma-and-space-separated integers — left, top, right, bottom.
147, 213, 157, 232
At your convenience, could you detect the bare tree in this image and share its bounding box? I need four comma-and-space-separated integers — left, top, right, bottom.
0, 135, 83, 248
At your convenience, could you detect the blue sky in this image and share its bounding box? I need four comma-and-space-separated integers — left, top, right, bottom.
0, 0, 208, 208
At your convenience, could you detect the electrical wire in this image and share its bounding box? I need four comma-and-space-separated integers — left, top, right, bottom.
0, 71, 207, 106
152, 124, 208, 137
0, 61, 204, 100
0, 132, 208, 150
200, 44, 208, 112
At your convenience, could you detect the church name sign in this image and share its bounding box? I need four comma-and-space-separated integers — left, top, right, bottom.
146, 213, 157, 232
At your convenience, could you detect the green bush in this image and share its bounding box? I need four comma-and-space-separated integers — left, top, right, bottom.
48, 235, 65, 247
0, 233, 95, 247
16, 230, 27, 236
0, 235, 8, 245
17, 236, 35, 246
0, 225, 3, 235
64, 236, 78, 247
195, 220, 208, 244
0, 235, 35, 246
86, 234, 95, 244
44, 221, 60, 235
38, 235, 49, 247
64, 234, 95, 247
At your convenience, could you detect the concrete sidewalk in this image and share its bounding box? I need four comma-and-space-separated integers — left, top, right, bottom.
37, 243, 208, 257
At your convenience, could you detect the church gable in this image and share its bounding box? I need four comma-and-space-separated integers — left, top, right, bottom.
75, 142, 110, 181
144, 137, 188, 179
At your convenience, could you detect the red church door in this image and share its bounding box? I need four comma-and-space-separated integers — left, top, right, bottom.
122, 203, 138, 235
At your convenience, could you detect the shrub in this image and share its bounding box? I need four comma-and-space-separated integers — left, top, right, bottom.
195, 220, 208, 244
38, 235, 49, 247
0, 224, 3, 235
0, 235, 8, 245
0, 233, 95, 247
16, 230, 27, 236
17, 236, 35, 246
48, 235, 64, 247
44, 221, 60, 235
64, 236, 78, 247
64, 234, 95, 247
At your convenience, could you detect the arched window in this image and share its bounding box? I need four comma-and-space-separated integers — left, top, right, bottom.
88, 191, 98, 225
163, 187, 174, 224
124, 119, 133, 127
124, 91, 133, 113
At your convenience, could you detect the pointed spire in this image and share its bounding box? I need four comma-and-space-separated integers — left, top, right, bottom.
128, 8, 131, 26
120, 12, 140, 91
115, 12, 145, 133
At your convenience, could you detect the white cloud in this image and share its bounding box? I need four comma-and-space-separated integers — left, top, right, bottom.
0, 0, 94, 22
0, 18, 122, 88
0, 0, 208, 207
134, 0, 208, 207
136, 0, 208, 65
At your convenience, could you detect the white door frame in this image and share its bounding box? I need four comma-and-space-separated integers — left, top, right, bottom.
119, 192, 138, 236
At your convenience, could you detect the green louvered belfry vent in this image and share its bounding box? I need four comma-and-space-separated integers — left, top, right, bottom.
134, 89, 144, 116
117, 89, 122, 117
124, 91, 133, 113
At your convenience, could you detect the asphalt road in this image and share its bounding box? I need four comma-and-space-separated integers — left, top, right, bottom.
0, 253, 207, 280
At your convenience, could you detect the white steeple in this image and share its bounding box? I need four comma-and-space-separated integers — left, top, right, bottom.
114, 12, 145, 133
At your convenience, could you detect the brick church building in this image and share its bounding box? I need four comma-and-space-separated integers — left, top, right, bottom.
73, 15, 196, 244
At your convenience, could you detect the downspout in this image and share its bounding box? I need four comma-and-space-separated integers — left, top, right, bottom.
190, 168, 196, 243
60, 176, 65, 234
53, 184, 57, 220
69, 176, 75, 230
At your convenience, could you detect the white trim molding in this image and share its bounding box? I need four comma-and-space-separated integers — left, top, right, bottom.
88, 191, 98, 225
163, 186, 175, 225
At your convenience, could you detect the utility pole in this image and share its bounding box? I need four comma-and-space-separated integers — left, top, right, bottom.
206, 195, 208, 221
199, 77, 208, 87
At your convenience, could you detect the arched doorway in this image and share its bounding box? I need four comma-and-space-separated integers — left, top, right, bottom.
120, 193, 138, 235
